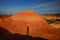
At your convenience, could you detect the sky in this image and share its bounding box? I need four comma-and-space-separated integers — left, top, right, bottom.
0, 0, 60, 15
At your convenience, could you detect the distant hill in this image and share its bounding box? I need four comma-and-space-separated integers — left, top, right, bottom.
0, 14, 12, 19
40, 14, 60, 20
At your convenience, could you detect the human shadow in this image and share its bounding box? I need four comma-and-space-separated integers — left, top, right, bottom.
0, 27, 48, 40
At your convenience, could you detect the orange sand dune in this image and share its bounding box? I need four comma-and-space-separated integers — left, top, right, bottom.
0, 10, 60, 40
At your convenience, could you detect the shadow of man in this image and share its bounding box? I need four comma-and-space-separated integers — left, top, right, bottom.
0, 26, 48, 40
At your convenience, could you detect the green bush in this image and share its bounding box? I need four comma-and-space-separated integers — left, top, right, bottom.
45, 19, 56, 24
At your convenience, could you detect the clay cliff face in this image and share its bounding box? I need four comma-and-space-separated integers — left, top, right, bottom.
0, 10, 60, 40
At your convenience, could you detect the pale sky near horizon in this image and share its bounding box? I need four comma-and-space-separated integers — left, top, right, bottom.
0, 0, 60, 15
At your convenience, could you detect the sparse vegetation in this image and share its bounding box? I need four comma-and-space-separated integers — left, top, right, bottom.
40, 14, 60, 24
45, 19, 60, 24
45, 19, 56, 24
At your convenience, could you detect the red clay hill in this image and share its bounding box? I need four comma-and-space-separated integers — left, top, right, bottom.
0, 10, 60, 40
